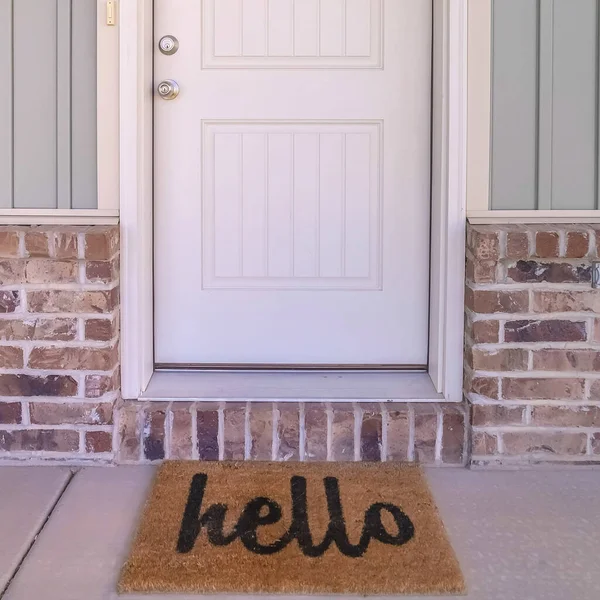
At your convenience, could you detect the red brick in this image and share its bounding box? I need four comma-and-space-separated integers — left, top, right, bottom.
27, 289, 118, 314
533, 291, 600, 314
503, 378, 585, 400
0, 260, 25, 285
305, 404, 328, 461
0, 346, 24, 369
170, 404, 193, 460
471, 320, 500, 344
28, 346, 118, 371
472, 404, 524, 426
470, 348, 528, 371
0, 429, 79, 452
118, 404, 141, 461
361, 408, 382, 461
386, 405, 410, 461
52, 232, 78, 259
276, 404, 299, 461
0, 374, 77, 397
249, 404, 272, 461
504, 320, 587, 343
535, 231, 559, 258
84, 228, 119, 260
441, 408, 465, 464
0, 291, 20, 313
507, 261, 591, 284
466, 257, 497, 284
467, 376, 500, 400
0, 318, 77, 342
594, 320, 600, 343
471, 432, 498, 455
143, 406, 166, 461
506, 231, 530, 260
85, 372, 118, 398
532, 350, 600, 372
331, 408, 354, 461
25, 260, 78, 284
565, 231, 590, 258
223, 404, 246, 460
30, 402, 113, 425
502, 431, 587, 456
85, 318, 117, 341
414, 405, 438, 463
592, 433, 600, 455
531, 406, 600, 427
85, 259, 119, 284
466, 289, 529, 314
0, 402, 22, 424
85, 431, 112, 453
468, 228, 500, 260
589, 380, 600, 400
197, 409, 219, 461
24, 232, 49, 257
0, 231, 20, 258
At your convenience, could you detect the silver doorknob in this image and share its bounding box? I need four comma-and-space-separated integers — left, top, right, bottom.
157, 80, 179, 100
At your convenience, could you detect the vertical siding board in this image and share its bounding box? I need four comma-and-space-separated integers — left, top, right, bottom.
550, 0, 597, 210
13, 0, 58, 208
537, 0, 553, 210
57, 0, 72, 209
597, 0, 600, 209
71, 0, 97, 209
0, 0, 13, 208
490, 0, 538, 210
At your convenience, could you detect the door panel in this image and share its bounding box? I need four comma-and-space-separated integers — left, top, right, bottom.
154, 0, 432, 366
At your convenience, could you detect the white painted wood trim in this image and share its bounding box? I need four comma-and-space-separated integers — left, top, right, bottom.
466, 0, 491, 212
469, 210, 600, 224
120, 0, 467, 402
97, 0, 120, 211
428, 0, 468, 402
0, 209, 119, 225
119, 0, 154, 399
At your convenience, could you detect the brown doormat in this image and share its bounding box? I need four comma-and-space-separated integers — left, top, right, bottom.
119, 461, 465, 596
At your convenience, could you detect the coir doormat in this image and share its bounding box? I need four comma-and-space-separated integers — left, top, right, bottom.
119, 461, 465, 596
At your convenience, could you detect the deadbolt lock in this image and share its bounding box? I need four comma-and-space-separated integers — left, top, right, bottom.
159, 35, 179, 55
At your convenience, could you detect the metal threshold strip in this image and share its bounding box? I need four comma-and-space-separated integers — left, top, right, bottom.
155, 363, 427, 372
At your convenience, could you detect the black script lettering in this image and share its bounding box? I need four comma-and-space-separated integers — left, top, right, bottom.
176, 474, 237, 553
237, 497, 290, 555
176, 473, 415, 557
364, 503, 415, 546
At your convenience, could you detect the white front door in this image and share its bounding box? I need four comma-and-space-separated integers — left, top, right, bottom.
154, 0, 432, 367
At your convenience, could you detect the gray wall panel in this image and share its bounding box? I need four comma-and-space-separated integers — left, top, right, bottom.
1, 0, 97, 210
491, 0, 538, 210
72, 0, 98, 209
13, 0, 58, 209
0, 0, 12, 208
492, 0, 600, 210
550, 0, 598, 209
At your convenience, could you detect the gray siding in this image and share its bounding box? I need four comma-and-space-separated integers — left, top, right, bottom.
0, 0, 97, 210
491, 0, 600, 210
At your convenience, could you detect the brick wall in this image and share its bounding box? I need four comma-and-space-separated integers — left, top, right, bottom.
116, 401, 468, 466
0, 226, 119, 462
465, 223, 600, 465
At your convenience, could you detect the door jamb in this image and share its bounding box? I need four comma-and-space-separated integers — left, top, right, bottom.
119, 0, 468, 402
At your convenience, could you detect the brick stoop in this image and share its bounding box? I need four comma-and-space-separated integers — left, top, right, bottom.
0, 226, 119, 463
465, 223, 600, 466
115, 400, 468, 465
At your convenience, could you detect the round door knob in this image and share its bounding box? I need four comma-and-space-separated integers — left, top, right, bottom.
157, 79, 179, 100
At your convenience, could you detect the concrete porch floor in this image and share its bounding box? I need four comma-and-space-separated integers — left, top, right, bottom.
0, 467, 599, 600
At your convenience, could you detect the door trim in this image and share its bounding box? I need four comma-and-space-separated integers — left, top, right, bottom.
119, 0, 468, 403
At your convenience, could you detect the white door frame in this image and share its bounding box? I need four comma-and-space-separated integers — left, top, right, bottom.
119, 0, 468, 402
